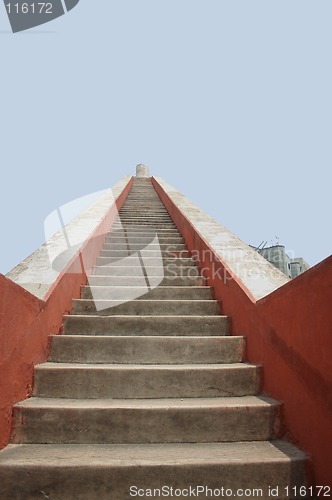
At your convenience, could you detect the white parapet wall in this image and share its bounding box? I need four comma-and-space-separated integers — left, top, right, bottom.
6, 175, 132, 300
153, 176, 289, 301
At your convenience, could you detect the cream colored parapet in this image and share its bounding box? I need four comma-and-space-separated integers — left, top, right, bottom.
153, 176, 289, 301
6, 175, 132, 301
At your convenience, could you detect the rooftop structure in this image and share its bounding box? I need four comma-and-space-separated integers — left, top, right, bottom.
251, 244, 310, 279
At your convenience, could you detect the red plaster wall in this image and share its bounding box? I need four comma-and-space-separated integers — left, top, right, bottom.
152, 177, 332, 487
0, 177, 133, 449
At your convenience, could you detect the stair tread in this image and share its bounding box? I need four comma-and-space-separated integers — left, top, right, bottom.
73, 299, 218, 304
36, 362, 257, 370
81, 285, 211, 292
64, 314, 225, 319
0, 440, 306, 466
15, 395, 279, 409
53, 334, 243, 339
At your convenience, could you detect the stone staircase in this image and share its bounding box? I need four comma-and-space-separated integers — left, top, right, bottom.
0, 178, 307, 499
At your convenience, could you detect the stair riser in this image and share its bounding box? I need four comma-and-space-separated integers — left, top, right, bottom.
50, 336, 244, 364
120, 201, 167, 204
119, 212, 171, 216
113, 219, 174, 222
115, 205, 169, 209
92, 267, 200, 277
0, 460, 307, 500
86, 276, 206, 287
114, 214, 173, 218
102, 243, 186, 251
72, 300, 220, 316
81, 286, 212, 300
108, 230, 179, 236
96, 257, 195, 267
64, 315, 228, 336
108, 231, 180, 238
119, 215, 172, 219
119, 211, 169, 216
119, 221, 174, 225
113, 225, 177, 229
105, 237, 184, 244
33, 366, 261, 399
99, 250, 191, 259
120, 203, 167, 206
12, 405, 278, 444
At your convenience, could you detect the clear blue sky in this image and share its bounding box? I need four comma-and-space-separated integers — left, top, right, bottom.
1, 0, 331, 274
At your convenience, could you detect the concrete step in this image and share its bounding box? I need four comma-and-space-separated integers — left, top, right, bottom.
72, 299, 220, 316
119, 211, 169, 215
111, 227, 179, 234
86, 275, 206, 287
99, 249, 191, 259
118, 216, 170, 219
92, 265, 199, 277
11, 396, 280, 445
121, 205, 166, 209
120, 202, 168, 208
121, 200, 166, 203
108, 229, 180, 237
104, 240, 182, 248
119, 215, 172, 219
50, 335, 245, 364
102, 243, 187, 251
119, 220, 173, 225
109, 226, 178, 231
105, 233, 184, 245
120, 201, 166, 205
96, 257, 195, 267
125, 196, 162, 200
118, 203, 164, 206
114, 213, 172, 217
115, 221, 177, 227
81, 285, 212, 300
0, 441, 307, 499
119, 214, 170, 217
108, 228, 180, 234
120, 211, 168, 213
33, 363, 261, 399
114, 225, 178, 231
125, 193, 161, 196
64, 314, 228, 336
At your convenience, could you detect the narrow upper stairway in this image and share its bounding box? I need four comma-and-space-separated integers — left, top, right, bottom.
0, 178, 307, 499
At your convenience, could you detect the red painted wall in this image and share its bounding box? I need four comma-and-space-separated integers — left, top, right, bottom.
0, 177, 133, 449
152, 177, 332, 487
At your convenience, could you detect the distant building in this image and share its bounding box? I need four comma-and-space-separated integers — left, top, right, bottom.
289, 257, 310, 279
250, 244, 310, 279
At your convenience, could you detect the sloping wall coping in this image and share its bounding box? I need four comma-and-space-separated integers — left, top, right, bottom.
6, 176, 132, 301
153, 176, 289, 302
